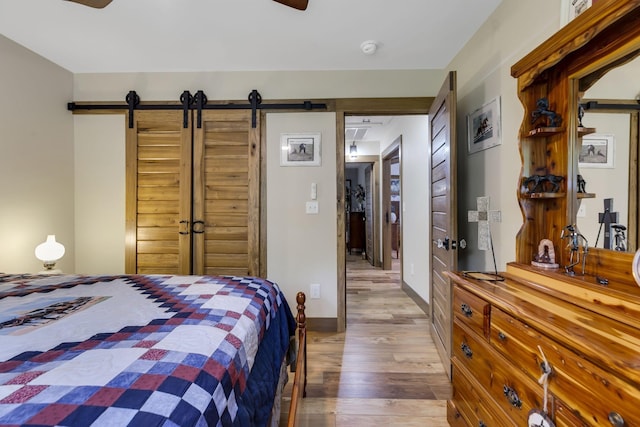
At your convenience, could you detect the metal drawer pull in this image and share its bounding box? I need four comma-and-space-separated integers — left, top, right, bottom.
461, 343, 473, 359
461, 303, 473, 317
479, 422, 487, 427
498, 331, 506, 341
608, 412, 625, 427
503, 385, 522, 408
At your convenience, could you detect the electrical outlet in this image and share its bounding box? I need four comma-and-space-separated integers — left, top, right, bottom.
577, 203, 587, 217
310, 283, 321, 299
306, 201, 319, 214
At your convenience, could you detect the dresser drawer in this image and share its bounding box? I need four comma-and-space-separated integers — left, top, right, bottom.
454, 319, 544, 425
554, 399, 589, 427
447, 399, 468, 427
453, 286, 490, 338
451, 359, 513, 427
490, 306, 640, 426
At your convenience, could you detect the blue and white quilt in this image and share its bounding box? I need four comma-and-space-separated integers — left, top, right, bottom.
0, 274, 295, 426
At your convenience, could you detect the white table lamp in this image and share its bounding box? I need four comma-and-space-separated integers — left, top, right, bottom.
35, 235, 65, 273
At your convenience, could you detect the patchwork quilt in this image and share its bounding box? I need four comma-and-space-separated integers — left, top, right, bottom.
0, 274, 296, 427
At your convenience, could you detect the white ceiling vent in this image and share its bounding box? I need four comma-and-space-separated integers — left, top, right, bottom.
345, 127, 369, 141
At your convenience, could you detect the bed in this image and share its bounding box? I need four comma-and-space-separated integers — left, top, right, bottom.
0, 273, 307, 427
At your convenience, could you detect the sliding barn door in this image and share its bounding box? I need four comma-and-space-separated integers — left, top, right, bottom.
125, 110, 193, 274
192, 110, 260, 276
126, 109, 260, 276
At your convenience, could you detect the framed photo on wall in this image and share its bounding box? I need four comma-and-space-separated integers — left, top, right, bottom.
280, 133, 321, 166
579, 133, 614, 168
467, 96, 501, 155
560, 0, 599, 25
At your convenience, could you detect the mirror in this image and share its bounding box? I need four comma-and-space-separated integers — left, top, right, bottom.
576, 54, 640, 252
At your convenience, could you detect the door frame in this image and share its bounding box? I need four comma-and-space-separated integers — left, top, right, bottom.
381, 137, 401, 271
345, 156, 380, 266
335, 98, 433, 332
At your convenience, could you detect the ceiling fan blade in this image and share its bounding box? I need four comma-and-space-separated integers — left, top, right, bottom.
273, 0, 308, 11
66, 0, 113, 8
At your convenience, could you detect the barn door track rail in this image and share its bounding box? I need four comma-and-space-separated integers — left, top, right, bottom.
67, 89, 327, 128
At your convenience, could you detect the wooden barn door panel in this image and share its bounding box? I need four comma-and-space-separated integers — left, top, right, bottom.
192, 110, 260, 276
126, 110, 193, 274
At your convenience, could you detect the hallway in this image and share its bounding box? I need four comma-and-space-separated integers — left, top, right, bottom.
285, 254, 451, 426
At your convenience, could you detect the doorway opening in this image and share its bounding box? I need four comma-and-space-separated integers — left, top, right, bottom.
335, 98, 432, 332
382, 137, 401, 271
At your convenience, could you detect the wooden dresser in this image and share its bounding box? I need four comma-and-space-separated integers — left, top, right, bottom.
446, 263, 640, 427
348, 211, 366, 254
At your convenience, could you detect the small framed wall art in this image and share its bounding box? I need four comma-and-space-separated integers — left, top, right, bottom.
560, 0, 599, 26
579, 133, 614, 168
280, 133, 321, 166
467, 96, 501, 155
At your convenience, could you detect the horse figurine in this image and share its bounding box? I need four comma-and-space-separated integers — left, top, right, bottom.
577, 174, 586, 193
523, 174, 564, 193
531, 97, 562, 128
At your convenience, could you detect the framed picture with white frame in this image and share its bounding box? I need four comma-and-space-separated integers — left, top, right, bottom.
560, 0, 596, 26
579, 133, 614, 168
467, 96, 501, 155
280, 133, 321, 166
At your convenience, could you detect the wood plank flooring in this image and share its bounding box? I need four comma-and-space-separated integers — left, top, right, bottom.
280, 254, 451, 426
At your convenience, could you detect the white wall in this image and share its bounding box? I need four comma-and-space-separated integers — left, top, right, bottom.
266, 113, 337, 318
73, 70, 445, 102
74, 115, 126, 274
378, 116, 430, 302
448, 0, 562, 271
0, 35, 74, 274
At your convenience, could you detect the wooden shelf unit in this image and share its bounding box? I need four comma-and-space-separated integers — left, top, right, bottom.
511, 0, 640, 272
448, 2, 640, 426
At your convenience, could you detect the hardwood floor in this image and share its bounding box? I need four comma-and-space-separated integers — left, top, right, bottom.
281, 254, 451, 426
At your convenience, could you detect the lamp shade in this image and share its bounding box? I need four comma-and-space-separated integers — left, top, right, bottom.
35, 235, 65, 265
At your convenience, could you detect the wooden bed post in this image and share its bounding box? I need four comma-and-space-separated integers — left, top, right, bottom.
295, 292, 307, 398
287, 292, 307, 427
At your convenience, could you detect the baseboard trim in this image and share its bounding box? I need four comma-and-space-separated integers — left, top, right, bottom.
307, 317, 338, 332
402, 280, 430, 317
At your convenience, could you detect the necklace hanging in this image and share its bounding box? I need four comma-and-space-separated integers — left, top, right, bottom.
528, 346, 555, 427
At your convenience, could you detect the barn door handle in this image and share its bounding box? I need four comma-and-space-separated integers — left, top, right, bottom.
179, 220, 190, 235
192, 220, 205, 234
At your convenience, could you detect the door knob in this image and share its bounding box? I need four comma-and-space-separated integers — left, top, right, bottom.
436, 237, 450, 250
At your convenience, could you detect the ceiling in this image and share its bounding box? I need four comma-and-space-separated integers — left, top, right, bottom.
0, 0, 501, 73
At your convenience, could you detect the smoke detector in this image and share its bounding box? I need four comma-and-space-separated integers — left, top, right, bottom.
360, 40, 378, 55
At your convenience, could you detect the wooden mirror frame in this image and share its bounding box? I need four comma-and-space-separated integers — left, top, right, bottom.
511, 0, 640, 285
